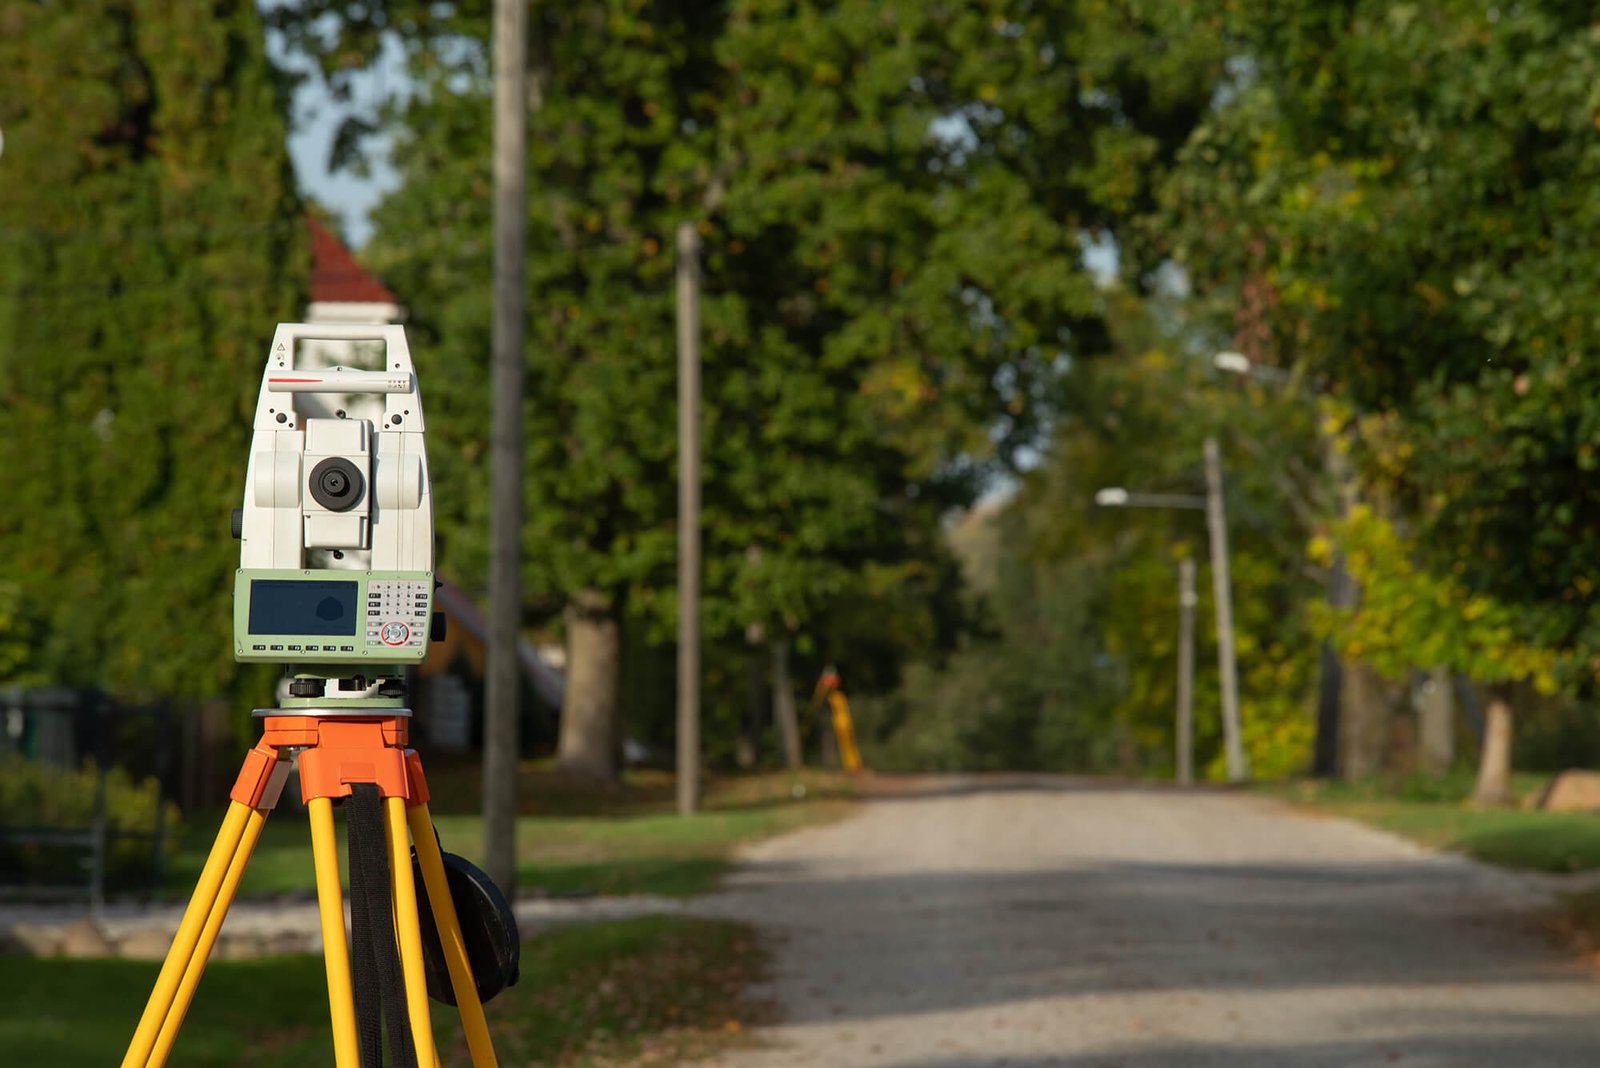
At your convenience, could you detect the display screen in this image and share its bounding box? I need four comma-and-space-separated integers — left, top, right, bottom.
247, 579, 359, 636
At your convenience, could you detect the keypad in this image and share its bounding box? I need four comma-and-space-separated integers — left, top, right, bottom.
365, 579, 430, 650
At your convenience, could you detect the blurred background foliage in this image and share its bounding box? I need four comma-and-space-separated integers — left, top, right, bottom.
5, 0, 1600, 789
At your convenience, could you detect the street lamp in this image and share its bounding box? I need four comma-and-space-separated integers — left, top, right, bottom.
1094, 487, 1129, 507
1213, 350, 1252, 376
1095, 436, 1249, 783
1214, 350, 1291, 383
1095, 487, 1207, 510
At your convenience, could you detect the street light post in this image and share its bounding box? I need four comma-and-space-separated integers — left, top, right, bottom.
1203, 436, 1249, 782
1095, 441, 1249, 784
1177, 556, 1196, 786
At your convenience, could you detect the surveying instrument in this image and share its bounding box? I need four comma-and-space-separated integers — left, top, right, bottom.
122, 324, 516, 1068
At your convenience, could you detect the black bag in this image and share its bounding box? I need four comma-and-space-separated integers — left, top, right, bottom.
411, 848, 521, 1005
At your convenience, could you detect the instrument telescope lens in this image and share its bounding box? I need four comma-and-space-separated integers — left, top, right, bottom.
309, 456, 364, 512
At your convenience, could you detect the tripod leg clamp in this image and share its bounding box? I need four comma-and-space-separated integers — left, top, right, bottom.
229, 743, 291, 810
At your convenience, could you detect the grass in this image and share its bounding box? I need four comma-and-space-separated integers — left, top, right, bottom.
165, 765, 857, 900
0, 915, 769, 1067
1261, 771, 1600, 874
1265, 772, 1600, 957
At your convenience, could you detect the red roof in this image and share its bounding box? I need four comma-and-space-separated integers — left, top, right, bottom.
307, 215, 397, 305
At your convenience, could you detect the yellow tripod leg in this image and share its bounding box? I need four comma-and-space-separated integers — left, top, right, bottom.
309, 796, 361, 1068
408, 801, 499, 1067
143, 807, 268, 1068
387, 795, 440, 1068
122, 800, 252, 1068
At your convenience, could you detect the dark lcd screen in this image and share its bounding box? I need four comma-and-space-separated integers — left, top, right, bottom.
248, 579, 359, 636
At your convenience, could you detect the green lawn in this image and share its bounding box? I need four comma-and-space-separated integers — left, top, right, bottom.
0, 916, 768, 1067
165, 766, 856, 899
1262, 772, 1600, 874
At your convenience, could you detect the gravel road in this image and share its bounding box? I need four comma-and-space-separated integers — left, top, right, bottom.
690, 776, 1600, 1068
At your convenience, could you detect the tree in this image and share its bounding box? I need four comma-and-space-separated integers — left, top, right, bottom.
270, 0, 1230, 780
1015, 340, 1324, 780
0, 0, 305, 701
0, 583, 39, 687
1160, 0, 1600, 790
1311, 505, 1557, 804
857, 308, 1327, 780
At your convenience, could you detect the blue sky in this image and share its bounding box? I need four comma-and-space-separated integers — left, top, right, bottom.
273, 28, 402, 248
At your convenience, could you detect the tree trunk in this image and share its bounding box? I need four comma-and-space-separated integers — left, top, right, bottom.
1416, 666, 1455, 774
556, 589, 622, 783
772, 641, 802, 769
1339, 659, 1393, 778
1472, 684, 1514, 807
737, 640, 763, 769
1312, 641, 1343, 777
819, 711, 839, 768
1314, 429, 1358, 777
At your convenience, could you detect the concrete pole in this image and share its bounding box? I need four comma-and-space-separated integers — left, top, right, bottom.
676, 221, 702, 816
1204, 436, 1250, 782
1176, 556, 1196, 786
482, 0, 527, 894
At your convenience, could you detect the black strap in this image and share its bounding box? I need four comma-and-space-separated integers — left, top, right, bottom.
346, 784, 418, 1068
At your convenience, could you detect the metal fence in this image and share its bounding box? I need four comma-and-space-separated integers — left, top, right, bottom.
0, 687, 174, 909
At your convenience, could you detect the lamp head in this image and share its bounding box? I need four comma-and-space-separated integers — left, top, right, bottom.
1094, 487, 1130, 507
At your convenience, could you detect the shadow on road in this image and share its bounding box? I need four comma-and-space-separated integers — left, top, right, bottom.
841, 1012, 1599, 1067
742, 859, 1570, 1025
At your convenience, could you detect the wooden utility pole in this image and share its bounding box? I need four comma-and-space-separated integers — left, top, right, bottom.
1204, 436, 1249, 783
676, 221, 702, 816
1176, 556, 1196, 786
483, 0, 527, 893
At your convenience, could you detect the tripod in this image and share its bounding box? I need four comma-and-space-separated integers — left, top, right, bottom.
121, 707, 501, 1068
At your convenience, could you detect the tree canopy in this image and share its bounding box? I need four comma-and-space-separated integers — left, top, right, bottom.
276, 0, 1231, 668
10, 0, 1600, 790
1164, 0, 1600, 679
0, 0, 304, 699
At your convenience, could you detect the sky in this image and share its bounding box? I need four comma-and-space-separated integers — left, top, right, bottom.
289, 115, 396, 249
273, 30, 402, 249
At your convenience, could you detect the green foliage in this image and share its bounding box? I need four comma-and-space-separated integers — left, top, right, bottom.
0, 757, 179, 887
1162, 0, 1600, 697
270, 0, 1236, 711
358, 1, 964, 645
0, 582, 39, 684
0, 0, 304, 700
853, 552, 1123, 773
1310, 503, 1558, 692
859, 310, 1325, 778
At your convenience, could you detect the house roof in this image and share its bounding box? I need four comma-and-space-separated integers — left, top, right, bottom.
307, 215, 398, 306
